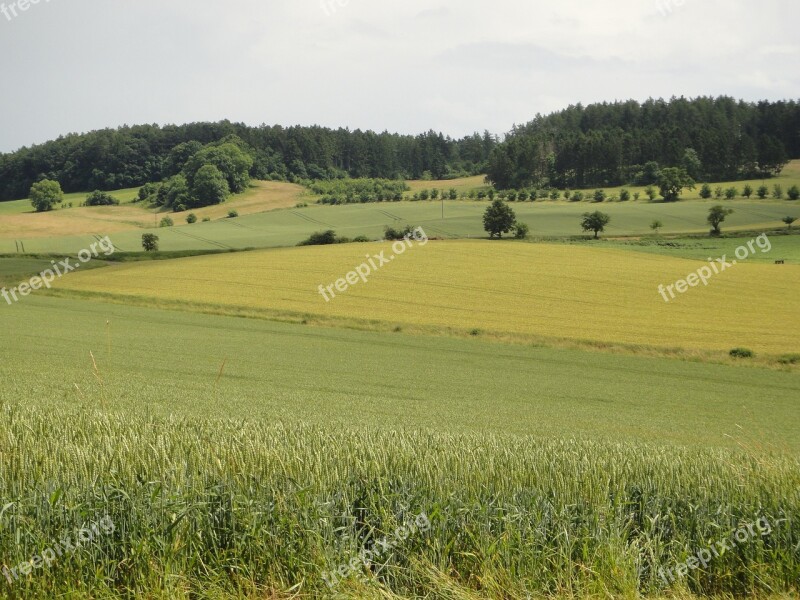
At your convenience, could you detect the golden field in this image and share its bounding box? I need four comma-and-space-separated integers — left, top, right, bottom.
50, 240, 800, 356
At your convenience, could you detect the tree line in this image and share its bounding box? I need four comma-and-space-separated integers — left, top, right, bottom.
486, 96, 800, 189
0, 122, 497, 201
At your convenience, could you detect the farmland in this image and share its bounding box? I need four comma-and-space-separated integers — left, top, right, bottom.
1, 296, 799, 598
2, 154, 800, 599
47, 239, 800, 360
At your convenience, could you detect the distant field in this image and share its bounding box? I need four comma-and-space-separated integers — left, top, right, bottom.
49, 240, 800, 357
2, 197, 796, 255
1, 162, 798, 254
0, 181, 306, 241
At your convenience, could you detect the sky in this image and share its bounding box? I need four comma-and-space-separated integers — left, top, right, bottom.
0, 0, 798, 152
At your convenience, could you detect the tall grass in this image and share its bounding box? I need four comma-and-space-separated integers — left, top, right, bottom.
0, 403, 798, 599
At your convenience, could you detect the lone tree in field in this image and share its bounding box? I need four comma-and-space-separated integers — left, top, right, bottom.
29, 179, 63, 213
141, 233, 159, 252
581, 211, 611, 239
657, 167, 695, 202
483, 199, 517, 238
783, 216, 797, 229
707, 205, 733, 236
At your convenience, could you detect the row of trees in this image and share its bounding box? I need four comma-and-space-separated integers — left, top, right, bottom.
0, 122, 497, 201
486, 96, 799, 189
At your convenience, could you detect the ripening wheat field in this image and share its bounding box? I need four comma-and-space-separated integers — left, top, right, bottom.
50, 240, 800, 356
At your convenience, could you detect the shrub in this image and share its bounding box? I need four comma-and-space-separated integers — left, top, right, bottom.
772, 184, 783, 199
571, 191, 584, 202
384, 225, 417, 241
159, 216, 174, 227
645, 186, 657, 201
633, 192, 641, 201
699, 184, 712, 199
788, 185, 800, 200
228, 210, 239, 218
513, 222, 529, 239
352, 235, 371, 243
619, 189, 630, 201
298, 230, 338, 246
724, 187, 738, 200
743, 184, 753, 198
757, 185, 768, 199
186, 213, 197, 224
729, 348, 754, 359
549, 190, 560, 200
202, 217, 211, 222
714, 186, 724, 199
518, 190, 529, 201
593, 189, 606, 203
85, 190, 120, 206
777, 353, 800, 365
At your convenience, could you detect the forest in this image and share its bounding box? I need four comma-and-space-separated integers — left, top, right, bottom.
485, 96, 800, 189
0, 124, 496, 201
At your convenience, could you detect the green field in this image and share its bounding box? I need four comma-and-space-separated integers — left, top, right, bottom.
2, 197, 797, 255
2, 169, 800, 599
1, 296, 799, 598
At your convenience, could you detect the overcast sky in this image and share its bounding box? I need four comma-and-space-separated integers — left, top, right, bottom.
0, 0, 797, 152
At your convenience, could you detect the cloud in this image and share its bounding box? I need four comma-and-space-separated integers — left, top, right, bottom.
0, 0, 797, 152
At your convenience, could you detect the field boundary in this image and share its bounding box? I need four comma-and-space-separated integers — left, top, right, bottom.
38, 287, 800, 371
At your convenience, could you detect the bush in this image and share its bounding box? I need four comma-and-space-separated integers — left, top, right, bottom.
772, 184, 783, 199
186, 213, 197, 224
743, 184, 753, 198
699, 183, 712, 199
729, 348, 754, 359
228, 210, 239, 218
593, 189, 606, 203
202, 217, 211, 222
777, 353, 800, 365
513, 222, 529, 239
619, 189, 630, 201
724, 187, 738, 200
352, 235, 371, 243
633, 192, 640, 201
159, 216, 174, 227
788, 185, 800, 200
385, 225, 417, 240
549, 190, 560, 200
757, 185, 769, 199
714, 186, 724, 199
298, 230, 338, 246
85, 190, 120, 206
645, 186, 657, 201
571, 191, 584, 202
